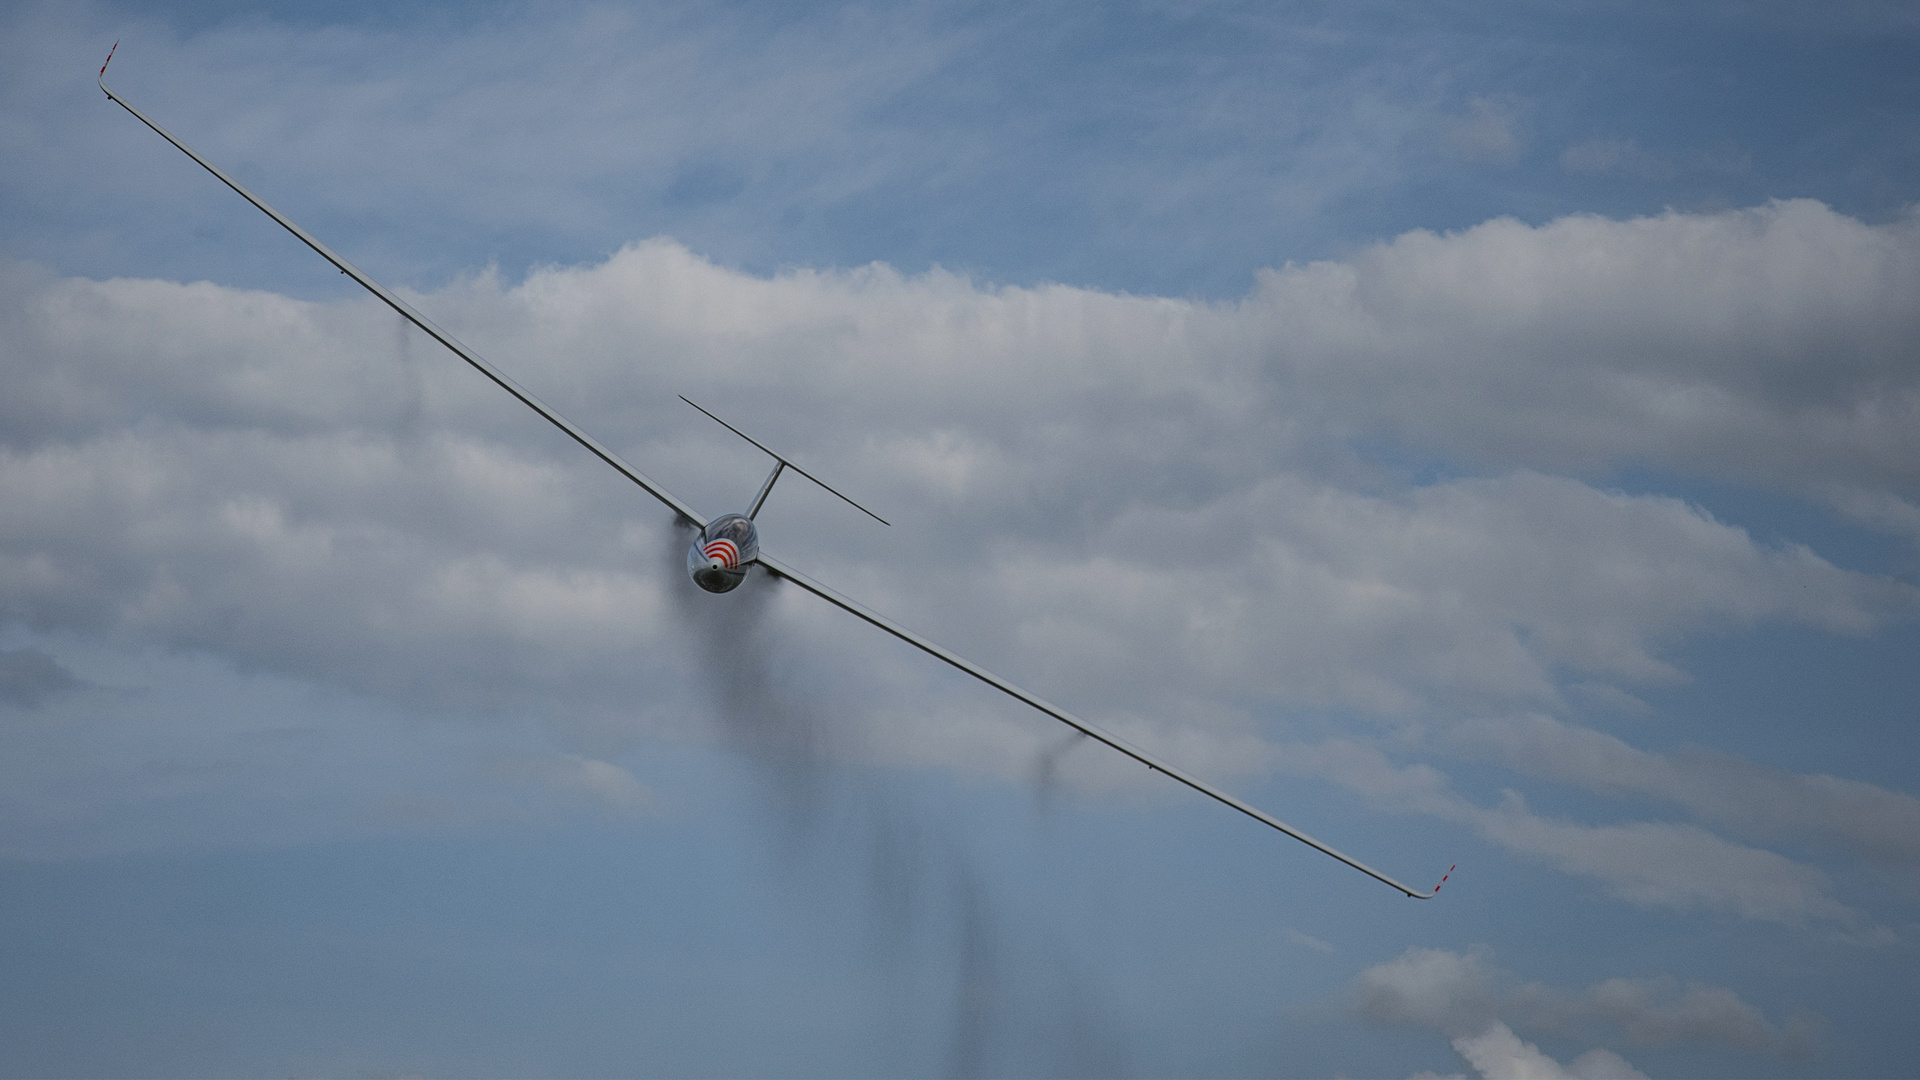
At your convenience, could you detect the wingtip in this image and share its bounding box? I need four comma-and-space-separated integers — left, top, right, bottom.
1430, 863, 1456, 896
100, 39, 118, 79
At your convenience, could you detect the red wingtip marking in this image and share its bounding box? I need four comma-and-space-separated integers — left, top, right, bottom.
100, 40, 118, 77
1432, 863, 1455, 893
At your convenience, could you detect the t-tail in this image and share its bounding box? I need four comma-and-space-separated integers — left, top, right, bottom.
679, 396, 886, 594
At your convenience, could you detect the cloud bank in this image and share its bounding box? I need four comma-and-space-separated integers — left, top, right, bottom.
1357, 946, 1814, 1078
2, 202, 1916, 933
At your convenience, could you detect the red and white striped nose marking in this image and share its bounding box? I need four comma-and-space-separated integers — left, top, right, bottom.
702, 538, 741, 570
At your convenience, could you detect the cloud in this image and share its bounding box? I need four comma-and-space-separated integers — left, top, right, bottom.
1446, 712, 1920, 868
494, 752, 657, 813
0, 647, 82, 707
1563, 978, 1777, 1050
1248, 199, 1920, 509
1475, 800, 1855, 925
1277, 738, 1861, 925
1355, 946, 1808, 1075
11, 222, 1912, 731
0, 636, 683, 860
0, 202, 1914, 912
1821, 483, 1920, 546
1287, 927, 1337, 954
1353, 946, 1500, 1037
1451, 1021, 1647, 1080
1443, 96, 1528, 166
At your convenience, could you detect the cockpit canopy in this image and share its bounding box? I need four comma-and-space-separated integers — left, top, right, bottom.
688, 513, 760, 593
704, 514, 759, 551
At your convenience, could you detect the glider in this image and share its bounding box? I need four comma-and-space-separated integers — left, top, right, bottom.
100, 48, 1449, 899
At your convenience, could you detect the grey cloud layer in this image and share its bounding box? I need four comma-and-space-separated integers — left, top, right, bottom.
1244, 200, 1920, 514
1, 204, 1915, 924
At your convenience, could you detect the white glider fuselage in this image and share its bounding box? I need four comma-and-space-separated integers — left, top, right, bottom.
690, 513, 758, 593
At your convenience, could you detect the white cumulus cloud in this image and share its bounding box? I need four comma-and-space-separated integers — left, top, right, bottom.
1451, 1020, 1647, 1080
1354, 945, 1814, 1075
0, 201, 1914, 926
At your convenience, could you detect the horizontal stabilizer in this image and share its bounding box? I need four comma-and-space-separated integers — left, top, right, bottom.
680, 396, 889, 526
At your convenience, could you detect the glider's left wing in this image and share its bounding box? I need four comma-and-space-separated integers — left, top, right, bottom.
758, 554, 1443, 898
98, 53, 707, 532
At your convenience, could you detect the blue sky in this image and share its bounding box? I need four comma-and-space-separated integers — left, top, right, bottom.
3, 2, 1919, 1077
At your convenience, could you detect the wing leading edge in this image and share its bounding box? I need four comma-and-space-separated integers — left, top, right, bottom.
101, 50, 1442, 899
759, 555, 1440, 898
98, 56, 707, 533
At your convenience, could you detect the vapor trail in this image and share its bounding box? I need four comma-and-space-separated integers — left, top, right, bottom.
662, 522, 1128, 1076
